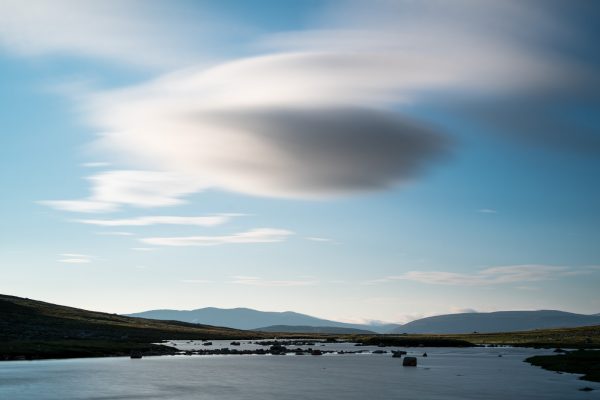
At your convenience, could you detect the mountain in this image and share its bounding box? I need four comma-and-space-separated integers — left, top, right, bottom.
126, 307, 390, 332
253, 325, 376, 334
391, 310, 600, 334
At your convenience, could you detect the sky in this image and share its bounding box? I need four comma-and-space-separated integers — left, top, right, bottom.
0, 0, 599, 324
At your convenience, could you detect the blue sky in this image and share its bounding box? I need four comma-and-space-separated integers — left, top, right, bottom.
0, 0, 598, 323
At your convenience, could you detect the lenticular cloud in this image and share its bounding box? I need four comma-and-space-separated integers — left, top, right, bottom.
87, 57, 451, 199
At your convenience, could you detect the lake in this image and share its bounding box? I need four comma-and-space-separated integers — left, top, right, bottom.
0, 342, 597, 399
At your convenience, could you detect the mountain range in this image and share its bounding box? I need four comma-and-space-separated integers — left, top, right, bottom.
126, 308, 600, 334
126, 307, 396, 334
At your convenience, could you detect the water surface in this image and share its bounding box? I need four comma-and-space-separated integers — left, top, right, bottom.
0, 344, 597, 399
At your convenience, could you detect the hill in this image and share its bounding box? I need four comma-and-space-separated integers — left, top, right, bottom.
253, 325, 376, 334
0, 294, 265, 360
391, 310, 600, 334
126, 307, 385, 332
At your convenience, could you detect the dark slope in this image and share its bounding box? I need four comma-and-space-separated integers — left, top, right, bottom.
0, 293, 271, 360
0, 294, 260, 342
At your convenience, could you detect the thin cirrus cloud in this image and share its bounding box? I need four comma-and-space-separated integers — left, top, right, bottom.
41, 170, 204, 213
57, 253, 92, 264
369, 265, 589, 286
140, 228, 294, 247
0, 0, 240, 69
230, 275, 317, 287
77, 214, 240, 227
81, 162, 111, 168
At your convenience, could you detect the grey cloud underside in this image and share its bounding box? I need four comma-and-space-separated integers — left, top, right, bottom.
191, 108, 451, 195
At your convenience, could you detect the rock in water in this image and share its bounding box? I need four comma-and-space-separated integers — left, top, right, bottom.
403, 356, 417, 366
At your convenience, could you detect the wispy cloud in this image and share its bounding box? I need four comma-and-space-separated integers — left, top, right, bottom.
57, 253, 92, 264
41, 170, 204, 213
477, 208, 498, 214
60, 253, 89, 258
230, 275, 317, 287
82, 162, 111, 168
370, 264, 589, 286
0, 0, 235, 69
41, 200, 117, 213
77, 214, 239, 227
140, 228, 293, 247
131, 247, 155, 252
306, 237, 334, 242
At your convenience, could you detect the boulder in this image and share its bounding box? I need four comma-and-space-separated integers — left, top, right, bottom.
402, 356, 417, 366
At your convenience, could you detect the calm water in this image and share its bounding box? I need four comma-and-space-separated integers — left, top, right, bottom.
0, 342, 598, 399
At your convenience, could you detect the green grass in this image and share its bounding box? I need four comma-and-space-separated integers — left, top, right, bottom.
526, 350, 600, 382
448, 325, 600, 348
344, 325, 600, 349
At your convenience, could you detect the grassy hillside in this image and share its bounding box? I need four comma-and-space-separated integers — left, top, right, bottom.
0, 294, 267, 360
350, 325, 600, 349
0, 294, 265, 342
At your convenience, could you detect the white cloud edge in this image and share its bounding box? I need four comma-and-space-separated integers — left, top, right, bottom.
140, 228, 294, 247
366, 264, 594, 286
77, 214, 241, 227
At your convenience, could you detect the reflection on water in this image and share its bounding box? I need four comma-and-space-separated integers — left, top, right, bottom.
0, 343, 597, 400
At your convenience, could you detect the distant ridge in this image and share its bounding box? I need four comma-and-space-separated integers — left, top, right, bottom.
126, 307, 599, 334
391, 310, 600, 334
125, 307, 386, 332
253, 325, 376, 334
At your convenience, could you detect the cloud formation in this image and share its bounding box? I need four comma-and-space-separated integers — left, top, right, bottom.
372, 265, 586, 286
41, 170, 203, 213
16, 0, 596, 208
140, 228, 293, 247
77, 214, 238, 227
57, 253, 92, 264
